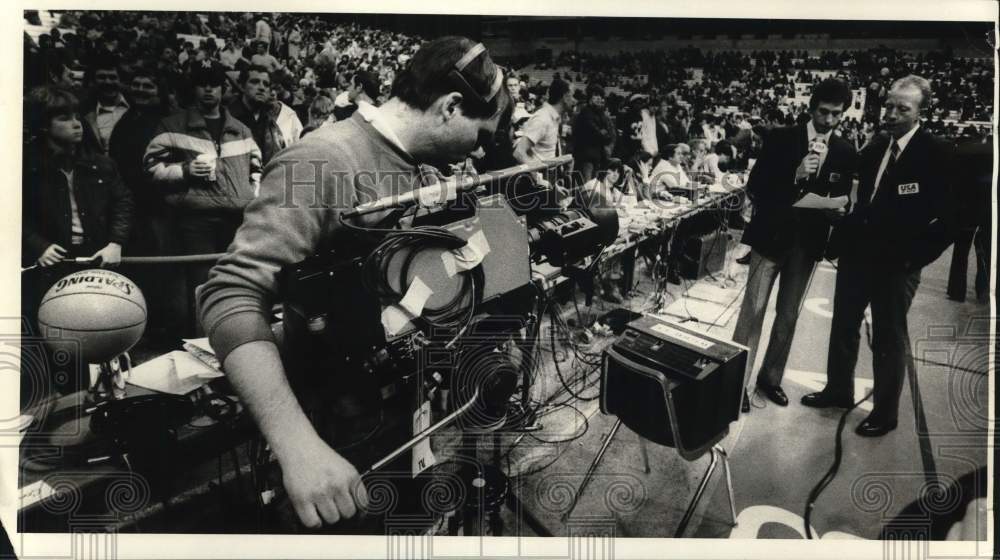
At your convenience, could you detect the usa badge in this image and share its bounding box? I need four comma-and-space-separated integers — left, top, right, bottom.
829, 172, 841, 182
898, 183, 919, 195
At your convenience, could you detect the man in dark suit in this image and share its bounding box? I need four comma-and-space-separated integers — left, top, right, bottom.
734, 78, 856, 411
803, 75, 956, 437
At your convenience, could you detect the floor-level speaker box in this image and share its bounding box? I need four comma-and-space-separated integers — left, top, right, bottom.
679, 229, 727, 280
601, 315, 747, 459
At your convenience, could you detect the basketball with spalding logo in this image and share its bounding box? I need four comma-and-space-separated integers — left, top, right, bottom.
38, 269, 147, 363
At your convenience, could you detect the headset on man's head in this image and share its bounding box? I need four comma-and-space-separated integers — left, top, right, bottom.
447, 42, 505, 117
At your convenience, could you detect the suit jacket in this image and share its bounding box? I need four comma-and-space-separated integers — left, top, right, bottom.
742, 123, 857, 261
827, 128, 956, 269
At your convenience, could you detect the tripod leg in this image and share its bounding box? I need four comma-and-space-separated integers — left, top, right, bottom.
561, 418, 623, 522
674, 446, 720, 538
638, 437, 651, 474
718, 446, 737, 527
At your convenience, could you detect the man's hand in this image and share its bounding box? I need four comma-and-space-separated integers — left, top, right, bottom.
795, 153, 821, 182
38, 244, 67, 267
280, 436, 369, 528
185, 159, 213, 179
91, 243, 122, 267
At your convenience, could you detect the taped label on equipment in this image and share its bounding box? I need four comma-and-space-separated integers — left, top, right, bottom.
399, 276, 434, 317
451, 229, 492, 272
381, 305, 416, 336
441, 251, 458, 278
412, 400, 436, 477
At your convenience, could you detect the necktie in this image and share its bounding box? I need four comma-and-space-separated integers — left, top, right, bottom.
874, 139, 900, 201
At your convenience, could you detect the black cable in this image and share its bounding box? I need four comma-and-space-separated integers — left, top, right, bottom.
526, 402, 590, 444
549, 304, 599, 402
804, 390, 873, 539
339, 212, 483, 332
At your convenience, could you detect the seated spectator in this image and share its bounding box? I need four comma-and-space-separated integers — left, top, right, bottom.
650, 143, 690, 193
581, 157, 624, 203
623, 150, 654, 200
689, 138, 723, 184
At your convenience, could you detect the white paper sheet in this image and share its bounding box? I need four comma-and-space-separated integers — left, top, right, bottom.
793, 193, 849, 210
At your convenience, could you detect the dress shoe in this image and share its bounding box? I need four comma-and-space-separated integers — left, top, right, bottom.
855, 417, 897, 437
741, 389, 750, 413
800, 391, 853, 409
736, 252, 751, 265
756, 383, 788, 406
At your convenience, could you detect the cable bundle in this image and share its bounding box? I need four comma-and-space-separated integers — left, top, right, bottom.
340, 213, 484, 333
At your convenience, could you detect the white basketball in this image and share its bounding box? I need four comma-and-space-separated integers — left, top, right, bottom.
37, 269, 147, 363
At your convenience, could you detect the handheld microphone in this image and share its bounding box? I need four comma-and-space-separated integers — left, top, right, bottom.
809, 137, 828, 179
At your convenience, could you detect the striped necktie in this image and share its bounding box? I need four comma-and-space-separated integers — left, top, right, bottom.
874, 138, 900, 200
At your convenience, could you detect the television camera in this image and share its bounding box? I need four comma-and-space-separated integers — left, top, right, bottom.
277, 156, 618, 529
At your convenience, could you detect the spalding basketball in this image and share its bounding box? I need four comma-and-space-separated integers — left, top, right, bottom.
38, 269, 147, 363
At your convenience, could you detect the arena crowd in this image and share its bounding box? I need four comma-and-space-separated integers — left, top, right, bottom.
21, 11, 994, 352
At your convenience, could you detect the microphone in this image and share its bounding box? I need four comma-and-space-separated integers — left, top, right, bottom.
808, 136, 828, 180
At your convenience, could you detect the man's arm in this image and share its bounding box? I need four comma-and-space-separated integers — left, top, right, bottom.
197, 140, 367, 527
223, 340, 366, 527
513, 113, 548, 164
512, 135, 536, 164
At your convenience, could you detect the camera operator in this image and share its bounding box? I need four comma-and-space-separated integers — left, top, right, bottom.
196, 36, 511, 529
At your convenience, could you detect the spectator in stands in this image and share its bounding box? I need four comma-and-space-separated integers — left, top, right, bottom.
300, 94, 334, 137
514, 78, 573, 163
83, 57, 129, 155
250, 39, 281, 73
108, 68, 185, 344
228, 64, 287, 165
254, 14, 272, 49
22, 85, 135, 339
620, 93, 658, 160
55, 61, 85, 91
572, 83, 617, 183
219, 39, 246, 70
178, 41, 196, 68
144, 61, 261, 334
333, 71, 380, 121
